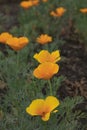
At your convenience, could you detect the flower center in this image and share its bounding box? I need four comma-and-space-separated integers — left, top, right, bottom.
41, 112, 46, 117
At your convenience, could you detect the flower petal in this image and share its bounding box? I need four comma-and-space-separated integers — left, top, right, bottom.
19, 37, 29, 45
26, 99, 44, 116
80, 8, 87, 13
41, 112, 50, 121
44, 96, 60, 112
26, 96, 60, 121
51, 7, 66, 17
33, 50, 50, 63
33, 62, 59, 80
20, 1, 33, 9
6, 36, 29, 51
51, 50, 61, 63
33, 50, 61, 63
0, 32, 12, 43
36, 34, 52, 44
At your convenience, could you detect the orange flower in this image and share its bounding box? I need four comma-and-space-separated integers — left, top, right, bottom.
26, 96, 60, 121
6, 37, 29, 51
80, 8, 87, 13
36, 34, 52, 44
50, 7, 66, 17
20, 1, 33, 9
34, 50, 61, 63
20, 0, 39, 9
0, 32, 12, 43
32, 0, 39, 5
42, 0, 48, 2
33, 62, 59, 80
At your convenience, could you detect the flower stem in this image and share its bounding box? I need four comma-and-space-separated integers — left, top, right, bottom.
17, 52, 19, 69
48, 80, 52, 95
16, 52, 20, 78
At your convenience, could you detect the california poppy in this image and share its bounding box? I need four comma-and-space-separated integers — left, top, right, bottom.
80, 8, 87, 13
42, 0, 48, 2
36, 34, 52, 44
0, 32, 12, 43
26, 96, 60, 121
50, 7, 66, 17
20, 0, 39, 9
34, 50, 61, 63
6, 36, 29, 51
20, 1, 33, 9
33, 62, 59, 80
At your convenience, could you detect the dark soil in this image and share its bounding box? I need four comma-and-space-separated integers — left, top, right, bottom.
0, 4, 19, 32
56, 26, 87, 123
58, 30, 87, 100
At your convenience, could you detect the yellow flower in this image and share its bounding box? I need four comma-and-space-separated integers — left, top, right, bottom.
26, 96, 60, 121
0, 32, 12, 43
80, 8, 87, 13
6, 37, 29, 51
36, 34, 52, 44
50, 7, 66, 17
34, 50, 61, 63
33, 62, 59, 80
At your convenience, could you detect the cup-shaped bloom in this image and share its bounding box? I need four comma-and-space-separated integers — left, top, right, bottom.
20, 0, 39, 9
80, 8, 87, 13
20, 1, 33, 9
6, 36, 29, 51
50, 7, 66, 17
0, 32, 12, 43
26, 96, 60, 121
32, 0, 39, 5
42, 0, 48, 2
34, 50, 61, 63
33, 62, 59, 80
36, 34, 52, 44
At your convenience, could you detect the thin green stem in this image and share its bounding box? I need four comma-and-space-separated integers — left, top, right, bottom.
48, 79, 52, 95
16, 52, 20, 80
17, 52, 19, 70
